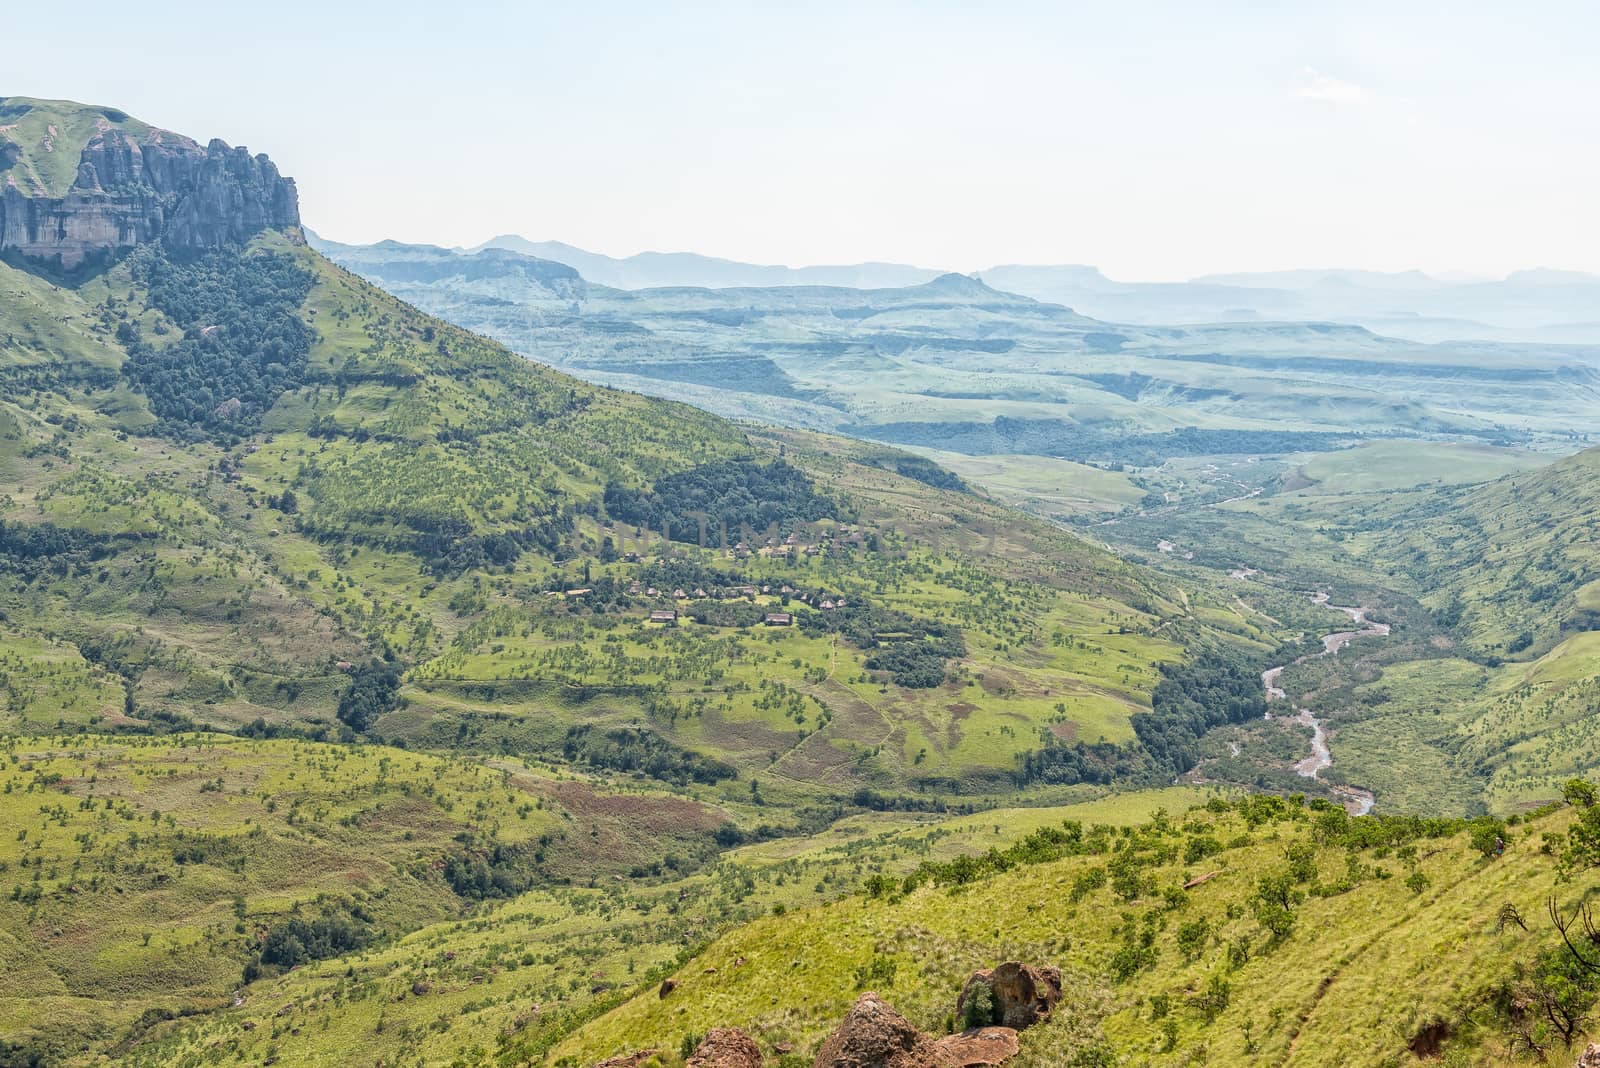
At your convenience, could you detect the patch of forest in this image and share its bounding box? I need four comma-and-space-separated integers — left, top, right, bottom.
603, 459, 841, 545
1018, 655, 1266, 786
123, 245, 315, 441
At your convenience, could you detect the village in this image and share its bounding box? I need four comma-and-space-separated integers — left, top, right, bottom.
547, 519, 865, 628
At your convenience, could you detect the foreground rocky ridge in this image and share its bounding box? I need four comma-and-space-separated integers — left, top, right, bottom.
601, 964, 1061, 1067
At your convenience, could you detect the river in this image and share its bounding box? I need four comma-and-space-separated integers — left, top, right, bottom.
1259, 592, 1389, 815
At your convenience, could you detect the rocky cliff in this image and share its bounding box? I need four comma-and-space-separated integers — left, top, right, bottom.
0, 98, 299, 268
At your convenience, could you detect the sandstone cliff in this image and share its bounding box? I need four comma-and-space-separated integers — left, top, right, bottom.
0, 97, 299, 268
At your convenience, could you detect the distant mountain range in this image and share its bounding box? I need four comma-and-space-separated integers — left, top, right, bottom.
465, 234, 946, 290
307, 233, 1600, 458
308, 231, 1600, 344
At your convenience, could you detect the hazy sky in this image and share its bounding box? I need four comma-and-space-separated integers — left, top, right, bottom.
9, 1, 1597, 280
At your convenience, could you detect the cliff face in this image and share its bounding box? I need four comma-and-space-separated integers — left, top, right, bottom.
0, 106, 299, 268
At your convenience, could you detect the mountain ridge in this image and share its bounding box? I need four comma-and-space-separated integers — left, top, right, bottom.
0, 95, 298, 269
347, 231, 1600, 342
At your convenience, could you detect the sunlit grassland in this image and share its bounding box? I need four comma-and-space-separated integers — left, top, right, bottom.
908, 449, 1148, 517
550, 803, 1580, 1068
0, 732, 748, 1053
0, 630, 127, 729
117, 786, 1218, 1067
397, 556, 1201, 790
1296, 440, 1554, 494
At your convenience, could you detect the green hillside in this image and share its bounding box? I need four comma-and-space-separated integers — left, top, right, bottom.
0, 96, 155, 198
3, 98, 1600, 1068
0, 230, 1268, 794
110, 789, 1600, 1068
0, 101, 1294, 1062
1078, 440, 1600, 818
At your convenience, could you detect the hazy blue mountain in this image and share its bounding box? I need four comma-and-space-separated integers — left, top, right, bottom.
314, 237, 1600, 461
1192, 268, 1451, 291
467, 233, 946, 290
986, 264, 1600, 343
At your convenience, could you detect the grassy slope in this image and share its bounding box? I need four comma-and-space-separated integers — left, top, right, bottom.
0, 96, 154, 198
0, 236, 1269, 795
110, 786, 1213, 1067
0, 733, 740, 1053
0, 192, 1278, 1058
1072, 437, 1600, 818
546, 801, 1584, 1068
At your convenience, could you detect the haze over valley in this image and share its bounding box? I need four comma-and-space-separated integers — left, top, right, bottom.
4, 5, 1600, 1066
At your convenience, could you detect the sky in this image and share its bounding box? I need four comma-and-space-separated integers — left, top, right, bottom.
7, 1, 1598, 281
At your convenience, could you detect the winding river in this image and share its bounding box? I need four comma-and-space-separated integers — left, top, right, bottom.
1259, 592, 1389, 815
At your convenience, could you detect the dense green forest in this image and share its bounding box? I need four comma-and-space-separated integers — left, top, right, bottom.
123, 245, 315, 439
603, 458, 841, 545
1018, 656, 1268, 786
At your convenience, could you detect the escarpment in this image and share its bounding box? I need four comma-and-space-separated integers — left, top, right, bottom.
0, 97, 298, 268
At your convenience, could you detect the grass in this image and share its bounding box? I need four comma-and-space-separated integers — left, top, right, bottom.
0, 96, 154, 199
1, 97, 1598, 1068
0, 732, 760, 1056
89, 784, 1213, 1066
1295, 440, 1553, 494
908, 449, 1147, 518
547, 798, 1584, 1068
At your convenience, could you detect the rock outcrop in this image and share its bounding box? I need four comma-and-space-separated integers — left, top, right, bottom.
592, 1052, 662, 1068
930, 1028, 1020, 1067
956, 963, 1062, 1031
687, 1027, 764, 1067
1575, 1043, 1600, 1068
813, 993, 1021, 1068
813, 993, 941, 1068
0, 101, 298, 269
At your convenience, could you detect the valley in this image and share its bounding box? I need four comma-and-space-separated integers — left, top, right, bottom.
0, 92, 1598, 1068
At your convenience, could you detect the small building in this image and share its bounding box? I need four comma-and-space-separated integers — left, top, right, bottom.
649, 610, 678, 624
564, 588, 593, 598
763, 612, 793, 627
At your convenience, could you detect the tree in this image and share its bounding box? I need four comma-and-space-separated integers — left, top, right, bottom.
1469, 816, 1509, 859
1561, 778, 1600, 874
1511, 946, 1600, 1051
962, 979, 996, 1030
336, 663, 402, 732
1253, 872, 1303, 941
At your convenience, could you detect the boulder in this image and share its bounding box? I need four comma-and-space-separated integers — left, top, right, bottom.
688, 1027, 763, 1067
813, 992, 942, 1068
592, 1053, 661, 1068
1576, 1044, 1600, 1068
930, 1028, 1020, 1067
956, 963, 1062, 1031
